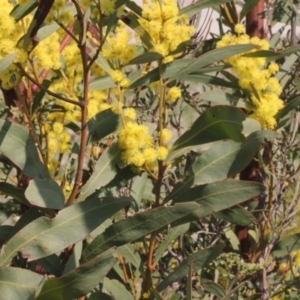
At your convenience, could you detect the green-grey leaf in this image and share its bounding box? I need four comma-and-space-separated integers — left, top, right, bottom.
176, 73, 240, 89
0, 196, 131, 265
87, 108, 119, 143
102, 277, 134, 300
188, 130, 275, 185
89, 75, 116, 90
180, 0, 231, 18
156, 244, 223, 292
0, 182, 29, 205
0, 120, 48, 179
77, 148, 118, 202
10, 0, 38, 21
25, 178, 65, 209
272, 234, 300, 258
171, 106, 245, 152
128, 52, 163, 65
214, 206, 256, 226
37, 248, 117, 300
82, 202, 201, 261
154, 223, 189, 264
0, 53, 17, 75
200, 91, 246, 108
276, 95, 300, 119
174, 181, 265, 220
175, 45, 257, 77
0, 267, 44, 299
202, 279, 226, 298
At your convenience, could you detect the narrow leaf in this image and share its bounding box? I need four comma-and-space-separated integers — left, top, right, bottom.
214, 206, 256, 226
128, 52, 163, 65
174, 181, 265, 220
37, 248, 117, 300
102, 277, 134, 300
180, 0, 231, 18
87, 108, 119, 143
0, 267, 44, 299
0, 120, 48, 179
25, 178, 65, 209
89, 75, 116, 90
0, 196, 131, 265
82, 202, 201, 261
156, 244, 223, 292
0, 182, 29, 206
202, 279, 226, 298
175, 44, 257, 77
0, 53, 17, 75
77, 148, 118, 201
154, 223, 189, 264
188, 130, 275, 185
10, 0, 38, 21
240, 0, 260, 19
171, 106, 245, 152
272, 234, 300, 258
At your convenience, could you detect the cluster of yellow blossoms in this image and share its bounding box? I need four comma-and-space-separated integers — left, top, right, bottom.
139, 0, 195, 62
217, 24, 283, 129
0, 0, 186, 174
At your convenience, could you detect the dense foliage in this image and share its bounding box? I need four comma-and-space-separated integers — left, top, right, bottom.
0, 0, 300, 299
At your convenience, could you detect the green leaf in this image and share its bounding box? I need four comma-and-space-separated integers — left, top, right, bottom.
5, 207, 42, 243
37, 248, 117, 300
62, 241, 82, 275
239, 0, 260, 19
131, 172, 148, 209
37, 23, 60, 42
156, 244, 224, 292
0, 120, 48, 179
94, 52, 114, 76
276, 95, 300, 119
176, 73, 240, 89
77, 148, 118, 202
202, 279, 226, 298
272, 234, 300, 258
187, 130, 275, 185
154, 223, 189, 264
214, 206, 256, 226
35, 254, 64, 277
128, 52, 163, 65
0, 226, 12, 244
0, 196, 131, 266
242, 50, 281, 58
82, 202, 201, 261
0, 182, 29, 206
89, 75, 116, 90
200, 91, 246, 108
117, 244, 141, 269
0, 267, 44, 299
129, 59, 192, 89
121, 11, 154, 50
87, 108, 119, 143
32, 80, 52, 114
180, 0, 231, 18
171, 106, 245, 152
175, 44, 257, 77
10, 0, 38, 21
102, 277, 134, 300
174, 181, 265, 220
25, 178, 65, 209
0, 53, 17, 75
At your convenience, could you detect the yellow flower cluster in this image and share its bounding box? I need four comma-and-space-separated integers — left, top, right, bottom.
118, 112, 172, 169
139, 0, 195, 62
0, 1, 28, 89
102, 22, 137, 66
216, 24, 284, 129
